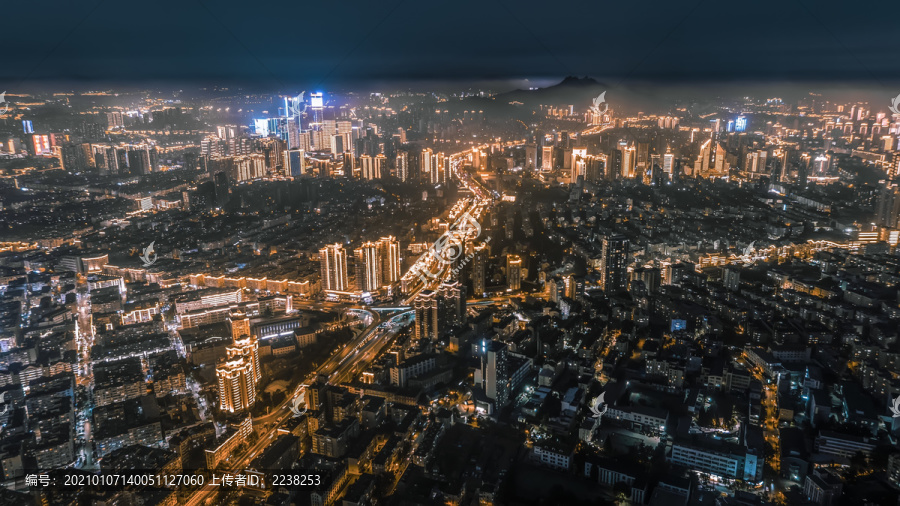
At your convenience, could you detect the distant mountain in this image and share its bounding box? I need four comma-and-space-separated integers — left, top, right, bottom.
497, 76, 607, 107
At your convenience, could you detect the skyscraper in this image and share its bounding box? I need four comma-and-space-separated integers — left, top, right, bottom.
507, 254, 522, 291
541, 146, 554, 171
438, 281, 464, 327
600, 235, 629, 293
479, 340, 509, 408
607, 149, 623, 180
663, 147, 674, 175
230, 313, 251, 340
421, 148, 433, 179
285, 149, 305, 176
216, 358, 256, 413
396, 150, 409, 181
875, 184, 900, 228
620, 143, 636, 178
320, 244, 349, 292
355, 242, 381, 292
414, 290, 439, 341
525, 144, 537, 170
695, 138, 727, 178
472, 243, 488, 297
227, 334, 261, 384
378, 236, 401, 286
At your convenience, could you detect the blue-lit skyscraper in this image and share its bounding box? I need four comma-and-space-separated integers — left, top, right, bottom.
735, 116, 747, 132
285, 149, 305, 177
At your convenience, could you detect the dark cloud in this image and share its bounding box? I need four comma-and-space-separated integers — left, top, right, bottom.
2, 0, 898, 88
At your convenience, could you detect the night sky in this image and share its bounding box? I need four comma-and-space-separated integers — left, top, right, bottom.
3, 0, 899, 88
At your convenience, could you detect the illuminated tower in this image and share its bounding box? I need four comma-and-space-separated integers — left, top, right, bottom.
320, 244, 349, 292
414, 290, 439, 341
813, 154, 829, 175
541, 146, 554, 171
478, 340, 509, 407
354, 242, 381, 292
620, 143, 636, 178
396, 150, 409, 181
228, 334, 261, 384
216, 358, 256, 413
507, 254, 522, 291
663, 147, 674, 175
695, 138, 727, 178
876, 184, 900, 228
378, 236, 401, 286
571, 147, 587, 181
310, 92, 324, 124
421, 148, 433, 179
229, 313, 251, 340
472, 243, 488, 297
374, 154, 387, 179
600, 235, 629, 293
360, 155, 381, 180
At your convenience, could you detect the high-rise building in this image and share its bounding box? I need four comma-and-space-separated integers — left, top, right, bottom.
600, 235, 629, 293
607, 149, 623, 180
745, 150, 767, 174
354, 242, 381, 292
541, 146, 554, 171
229, 313, 251, 340
360, 154, 385, 180
414, 290, 439, 341
60, 143, 90, 172
331, 134, 344, 154
227, 334, 261, 384
421, 148, 433, 179
663, 147, 674, 175
584, 154, 606, 182
694, 138, 727, 178
472, 243, 488, 297
630, 267, 660, 294
507, 254, 522, 291
571, 147, 587, 181
216, 333, 261, 413
375, 153, 387, 179
438, 281, 464, 327
106, 112, 124, 129
479, 340, 509, 407
396, 150, 409, 181
875, 184, 900, 228
285, 149, 306, 177
216, 358, 256, 413
378, 236, 401, 286
620, 143, 636, 178
320, 244, 349, 292
723, 266, 741, 292
525, 144, 537, 170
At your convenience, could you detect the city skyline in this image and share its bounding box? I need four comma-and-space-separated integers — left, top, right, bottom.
1, 4, 900, 505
